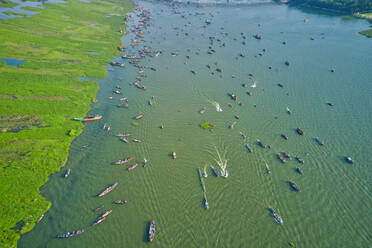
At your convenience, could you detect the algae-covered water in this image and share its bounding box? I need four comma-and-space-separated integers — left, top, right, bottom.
19, 0, 372, 247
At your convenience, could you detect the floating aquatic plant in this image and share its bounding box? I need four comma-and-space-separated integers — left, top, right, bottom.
200, 121, 215, 130
132, 122, 139, 127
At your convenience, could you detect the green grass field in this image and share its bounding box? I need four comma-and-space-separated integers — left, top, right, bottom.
0, 0, 132, 247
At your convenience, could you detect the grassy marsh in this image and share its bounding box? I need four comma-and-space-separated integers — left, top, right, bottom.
0, 0, 132, 247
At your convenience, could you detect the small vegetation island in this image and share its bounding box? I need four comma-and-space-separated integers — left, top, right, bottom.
0, 0, 133, 247
276, 0, 372, 37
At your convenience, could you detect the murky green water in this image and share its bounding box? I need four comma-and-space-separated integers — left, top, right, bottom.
19, 1, 372, 247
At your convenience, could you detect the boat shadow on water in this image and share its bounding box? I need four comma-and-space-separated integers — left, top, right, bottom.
142, 221, 151, 243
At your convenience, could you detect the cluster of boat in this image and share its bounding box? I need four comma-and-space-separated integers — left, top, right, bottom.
93, 210, 112, 226
57, 229, 84, 238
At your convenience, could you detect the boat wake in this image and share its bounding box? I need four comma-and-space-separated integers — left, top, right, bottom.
214, 147, 228, 178
208, 100, 223, 112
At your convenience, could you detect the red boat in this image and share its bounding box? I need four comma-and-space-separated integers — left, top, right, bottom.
148, 220, 156, 242
127, 163, 139, 171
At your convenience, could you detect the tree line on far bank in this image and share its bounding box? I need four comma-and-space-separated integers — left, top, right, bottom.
277, 0, 372, 13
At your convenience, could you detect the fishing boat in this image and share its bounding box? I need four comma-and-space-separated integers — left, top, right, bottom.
135, 114, 143, 120
269, 207, 283, 224
200, 108, 205, 114
315, 137, 324, 145
94, 205, 104, 212
160, 123, 164, 129
92, 217, 106, 226
283, 152, 292, 160
202, 167, 207, 178
265, 163, 271, 174
120, 138, 129, 143
148, 220, 156, 242
211, 166, 219, 176
257, 139, 266, 148
122, 54, 137, 59
143, 158, 148, 168
110, 61, 125, 67
277, 153, 286, 163
289, 181, 300, 192
116, 133, 132, 137
64, 169, 71, 178
296, 128, 304, 135
172, 152, 176, 159
295, 157, 304, 164
204, 193, 209, 210
127, 162, 139, 171
281, 134, 288, 140
37, 214, 44, 223
113, 90, 122, 94
296, 167, 303, 175
115, 157, 133, 165
286, 106, 292, 115
148, 100, 153, 106
230, 93, 237, 101
57, 229, 84, 238
345, 156, 354, 164
98, 182, 118, 197
245, 144, 252, 152
117, 103, 128, 108
221, 170, 229, 178
114, 200, 127, 205
73, 115, 102, 122
132, 138, 142, 143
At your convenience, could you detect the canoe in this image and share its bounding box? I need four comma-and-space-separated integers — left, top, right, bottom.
73, 115, 102, 122
148, 220, 156, 242
98, 182, 118, 197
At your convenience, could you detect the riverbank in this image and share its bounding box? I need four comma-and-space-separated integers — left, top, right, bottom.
0, 0, 132, 247
354, 13, 372, 37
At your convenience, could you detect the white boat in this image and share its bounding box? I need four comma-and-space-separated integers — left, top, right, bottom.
202, 167, 207, 178
221, 170, 228, 178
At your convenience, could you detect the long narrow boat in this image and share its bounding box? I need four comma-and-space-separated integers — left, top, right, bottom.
115, 157, 134, 165
245, 144, 253, 152
269, 207, 283, 224
98, 182, 118, 197
120, 138, 129, 143
221, 170, 228, 179
99, 210, 112, 219
57, 229, 84, 238
289, 181, 300, 192
265, 163, 271, 174
127, 162, 139, 171
64, 169, 71, 178
211, 166, 219, 177
116, 133, 132, 137
92, 217, 106, 226
73, 115, 102, 122
296, 128, 304, 136
204, 193, 209, 210
135, 114, 143, 120
314, 137, 324, 146
148, 220, 156, 242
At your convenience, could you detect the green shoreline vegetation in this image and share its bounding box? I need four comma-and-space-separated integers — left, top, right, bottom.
0, 0, 18, 8
0, 0, 132, 247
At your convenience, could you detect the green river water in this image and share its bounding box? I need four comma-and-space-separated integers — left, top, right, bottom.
19, 0, 372, 247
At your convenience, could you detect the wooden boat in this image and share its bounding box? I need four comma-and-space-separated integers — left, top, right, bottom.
283, 152, 292, 160
132, 138, 142, 143
230, 93, 237, 101
211, 166, 219, 177
200, 108, 205, 114
257, 140, 266, 148
98, 182, 118, 197
345, 156, 354, 164
295, 157, 304, 164
113, 90, 122, 94
115, 157, 133, 165
64, 169, 71, 178
172, 152, 176, 159
204, 193, 209, 210
127, 163, 139, 171
117, 103, 129, 108
92, 217, 106, 226
265, 163, 271, 174
221, 170, 229, 179
73, 115, 102, 122
281, 134, 288, 140
148, 220, 156, 242
286, 106, 291, 115
314, 137, 324, 145
116, 133, 132, 137
120, 138, 129, 143
57, 229, 84, 238
202, 167, 207, 178
148, 100, 153, 106
135, 114, 143, 120
245, 144, 252, 152
296, 128, 304, 135
289, 181, 300, 192
110, 61, 125, 67
296, 167, 303, 175
143, 158, 148, 168
100, 210, 112, 219
114, 200, 127, 205
122, 54, 137, 59
269, 207, 283, 224
37, 214, 44, 223
277, 153, 286, 163
94, 205, 104, 212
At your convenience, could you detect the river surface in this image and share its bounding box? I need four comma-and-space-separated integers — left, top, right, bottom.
19, 0, 372, 247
